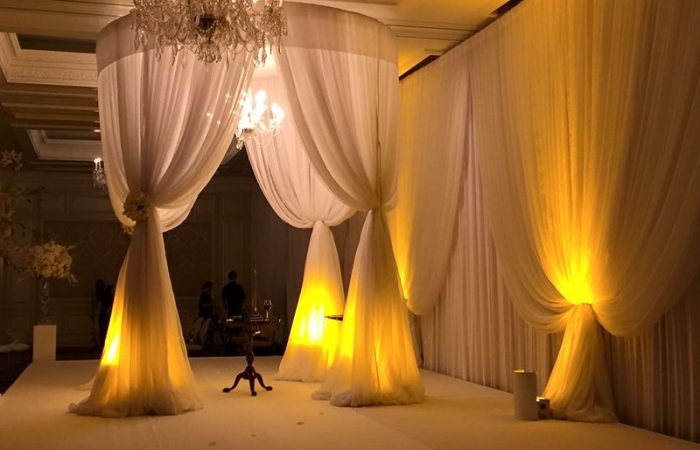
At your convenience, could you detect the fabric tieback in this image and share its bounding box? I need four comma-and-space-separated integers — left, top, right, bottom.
123, 191, 152, 222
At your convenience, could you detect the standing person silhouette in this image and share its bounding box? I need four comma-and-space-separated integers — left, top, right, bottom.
222, 270, 246, 317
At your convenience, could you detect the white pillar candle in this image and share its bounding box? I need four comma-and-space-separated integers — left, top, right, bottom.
513, 369, 538, 420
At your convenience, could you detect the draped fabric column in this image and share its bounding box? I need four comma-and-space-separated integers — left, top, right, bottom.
278, 3, 423, 406
69, 15, 254, 416
470, 0, 700, 421
246, 66, 354, 381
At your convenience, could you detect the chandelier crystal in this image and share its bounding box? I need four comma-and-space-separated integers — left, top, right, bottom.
132, 0, 287, 64
235, 89, 285, 150
93, 157, 106, 190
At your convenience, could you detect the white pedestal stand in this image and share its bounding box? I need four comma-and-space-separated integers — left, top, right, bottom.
33, 324, 56, 362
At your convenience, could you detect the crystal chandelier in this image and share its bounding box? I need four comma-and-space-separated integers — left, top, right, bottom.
235, 89, 285, 150
93, 157, 106, 190
132, 0, 287, 64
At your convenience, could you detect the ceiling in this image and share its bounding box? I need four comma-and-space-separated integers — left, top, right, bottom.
0, 0, 513, 167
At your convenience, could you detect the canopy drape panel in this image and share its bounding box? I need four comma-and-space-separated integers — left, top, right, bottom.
470, 0, 700, 421
389, 47, 469, 316
69, 15, 254, 416
278, 2, 423, 406
246, 68, 355, 381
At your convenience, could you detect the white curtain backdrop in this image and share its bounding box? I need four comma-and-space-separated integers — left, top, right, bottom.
400, 0, 700, 426
418, 3, 700, 434
388, 47, 468, 316
606, 276, 700, 442
421, 158, 700, 440
470, 0, 700, 421
278, 2, 423, 406
246, 65, 355, 381
421, 138, 561, 394
70, 14, 253, 416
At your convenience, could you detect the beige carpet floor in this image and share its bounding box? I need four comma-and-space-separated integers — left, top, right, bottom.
0, 356, 696, 450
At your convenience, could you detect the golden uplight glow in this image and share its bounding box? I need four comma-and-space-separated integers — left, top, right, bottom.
551, 252, 595, 305
336, 289, 356, 363
388, 203, 412, 301
531, 142, 609, 307
277, 222, 347, 381
278, 275, 344, 380
294, 285, 333, 348
101, 303, 123, 366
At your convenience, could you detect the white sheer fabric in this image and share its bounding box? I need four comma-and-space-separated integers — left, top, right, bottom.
607, 277, 700, 442
246, 68, 354, 381
403, 0, 700, 423
421, 161, 700, 440
390, 48, 469, 315
69, 15, 253, 416
421, 139, 561, 395
470, 0, 700, 421
278, 3, 423, 406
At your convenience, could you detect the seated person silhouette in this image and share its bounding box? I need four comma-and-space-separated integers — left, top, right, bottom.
198, 281, 214, 320
186, 281, 214, 351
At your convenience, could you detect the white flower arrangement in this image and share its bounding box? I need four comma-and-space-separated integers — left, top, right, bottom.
1, 150, 77, 286
123, 191, 151, 222
27, 241, 77, 284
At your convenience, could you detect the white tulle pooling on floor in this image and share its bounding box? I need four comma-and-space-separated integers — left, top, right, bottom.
312, 212, 424, 406
278, 4, 424, 405
69, 13, 254, 416
275, 223, 346, 382
245, 67, 353, 382
69, 216, 202, 417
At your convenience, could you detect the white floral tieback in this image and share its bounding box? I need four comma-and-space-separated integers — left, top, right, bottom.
123, 191, 152, 222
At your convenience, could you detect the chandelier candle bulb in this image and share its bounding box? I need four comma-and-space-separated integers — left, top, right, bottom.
513, 370, 538, 421
235, 88, 285, 149
93, 157, 106, 190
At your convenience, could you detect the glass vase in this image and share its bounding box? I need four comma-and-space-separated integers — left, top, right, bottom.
38, 278, 52, 324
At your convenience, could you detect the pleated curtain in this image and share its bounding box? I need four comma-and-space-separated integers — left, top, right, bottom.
245, 68, 355, 382
467, 0, 700, 421
389, 47, 469, 316
69, 14, 254, 416
278, 3, 423, 406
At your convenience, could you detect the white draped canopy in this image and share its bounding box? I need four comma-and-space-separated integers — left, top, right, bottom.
64, 0, 700, 428
246, 64, 354, 382
70, 15, 254, 416
276, 3, 423, 406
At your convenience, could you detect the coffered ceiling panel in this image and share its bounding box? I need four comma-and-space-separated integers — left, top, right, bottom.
0, 0, 513, 165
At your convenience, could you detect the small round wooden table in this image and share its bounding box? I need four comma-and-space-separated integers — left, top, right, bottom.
222, 317, 273, 396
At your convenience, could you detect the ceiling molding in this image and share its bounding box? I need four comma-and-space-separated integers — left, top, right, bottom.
0, 0, 128, 40
0, 33, 97, 88
388, 23, 476, 41
28, 129, 100, 161
0, 0, 510, 164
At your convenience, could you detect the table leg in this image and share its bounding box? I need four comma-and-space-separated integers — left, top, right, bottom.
222, 329, 272, 396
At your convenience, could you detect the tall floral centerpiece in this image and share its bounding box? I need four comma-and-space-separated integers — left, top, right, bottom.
27, 241, 76, 323
0, 149, 76, 324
